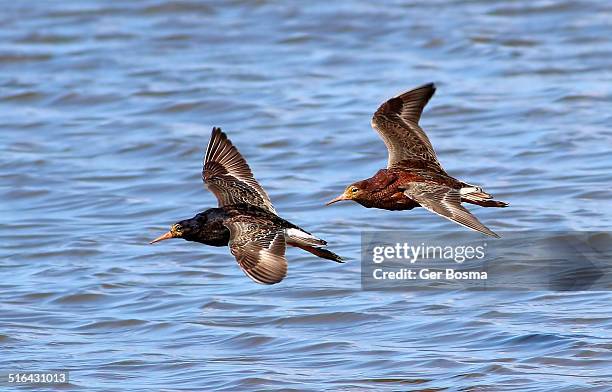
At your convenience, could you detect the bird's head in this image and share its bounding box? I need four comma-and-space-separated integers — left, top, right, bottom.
149, 209, 230, 246
326, 181, 366, 206
150, 220, 196, 244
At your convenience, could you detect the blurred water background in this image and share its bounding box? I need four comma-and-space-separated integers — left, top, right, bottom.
1, 0, 611, 390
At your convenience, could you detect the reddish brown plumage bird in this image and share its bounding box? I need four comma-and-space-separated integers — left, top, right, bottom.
327, 83, 508, 237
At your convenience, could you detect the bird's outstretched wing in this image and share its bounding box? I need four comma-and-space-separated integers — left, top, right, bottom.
203, 127, 276, 214
404, 182, 500, 238
225, 217, 287, 284
371, 83, 445, 172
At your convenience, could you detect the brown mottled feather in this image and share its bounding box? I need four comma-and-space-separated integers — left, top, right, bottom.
404, 182, 500, 238
225, 216, 287, 284
203, 127, 276, 214
371, 83, 446, 173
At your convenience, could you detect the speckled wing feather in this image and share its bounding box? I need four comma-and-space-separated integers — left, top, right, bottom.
203, 127, 277, 214
225, 217, 287, 284
371, 83, 445, 172
404, 182, 500, 238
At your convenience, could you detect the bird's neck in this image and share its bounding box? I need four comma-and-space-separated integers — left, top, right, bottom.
184, 209, 231, 246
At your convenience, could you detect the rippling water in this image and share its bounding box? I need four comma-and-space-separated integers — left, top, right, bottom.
2, 1, 612, 390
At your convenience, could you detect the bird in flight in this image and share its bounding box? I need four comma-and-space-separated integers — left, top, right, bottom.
327, 83, 508, 237
151, 127, 343, 284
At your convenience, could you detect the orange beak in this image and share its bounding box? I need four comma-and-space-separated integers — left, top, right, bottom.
326, 193, 350, 206
149, 231, 174, 244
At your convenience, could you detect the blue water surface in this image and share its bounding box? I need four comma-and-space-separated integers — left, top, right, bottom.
1, 1, 611, 391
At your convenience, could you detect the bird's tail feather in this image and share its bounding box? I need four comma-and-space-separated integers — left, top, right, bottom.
461, 187, 508, 208
290, 242, 344, 263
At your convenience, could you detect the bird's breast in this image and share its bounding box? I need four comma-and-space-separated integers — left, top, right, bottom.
373, 190, 419, 210
357, 184, 418, 211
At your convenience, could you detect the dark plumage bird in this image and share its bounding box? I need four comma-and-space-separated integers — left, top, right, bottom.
327, 83, 508, 237
151, 127, 343, 284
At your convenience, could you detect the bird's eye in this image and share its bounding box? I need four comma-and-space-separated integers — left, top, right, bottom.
350, 187, 358, 193
172, 224, 183, 235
